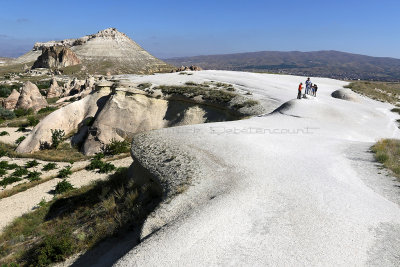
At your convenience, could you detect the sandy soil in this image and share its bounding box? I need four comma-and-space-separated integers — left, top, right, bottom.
0, 127, 31, 145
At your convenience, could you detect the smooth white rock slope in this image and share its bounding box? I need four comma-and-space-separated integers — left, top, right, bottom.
113, 71, 400, 266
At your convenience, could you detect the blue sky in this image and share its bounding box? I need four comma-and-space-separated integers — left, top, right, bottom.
1, 0, 400, 58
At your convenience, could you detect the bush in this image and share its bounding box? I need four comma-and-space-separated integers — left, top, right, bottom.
0, 107, 16, 120
38, 107, 57, 114
376, 152, 389, 163
27, 171, 41, 181
57, 166, 72, 178
54, 179, 74, 194
36, 80, 51, 90
103, 139, 130, 155
16, 126, 27, 132
25, 160, 39, 168
0, 131, 9, 136
27, 116, 39, 126
0, 168, 6, 176
85, 159, 104, 171
0, 176, 21, 187
42, 163, 57, 171
14, 108, 33, 118
0, 86, 12, 98
98, 162, 116, 173
31, 228, 75, 265
0, 161, 18, 170
86, 153, 115, 173
15, 136, 26, 145
51, 129, 65, 149
11, 167, 28, 177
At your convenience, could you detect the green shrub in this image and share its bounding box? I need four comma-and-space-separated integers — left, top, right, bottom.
27, 116, 39, 126
0, 168, 6, 176
27, 171, 41, 181
94, 153, 104, 160
51, 129, 65, 149
0, 176, 21, 187
15, 136, 26, 145
31, 228, 75, 265
0, 131, 9, 136
0, 86, 13, 98
14, 108, 33, 118
16, 126, 27, 132
35, 80, 51, 90
42, 163, 57, 171
11, 167, 28, 177
57, 166, 72, 178
85, 159, 104, 171
376, 152, 389, 163
25, 160, 39, 168
54, 179, 74, 194
103, 139, 130, 155
0, 161, 18, 170
98, 162, 116, 173
0, 107, 16, 120
38, 106, 57, 114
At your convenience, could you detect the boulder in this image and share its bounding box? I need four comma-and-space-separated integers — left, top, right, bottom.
46, 78, 63, 98
15, 81, 48, 112
32, 46, 81, 69
331, 88, 360, 102
3, 89, 20, 110
16, 83, 113, 153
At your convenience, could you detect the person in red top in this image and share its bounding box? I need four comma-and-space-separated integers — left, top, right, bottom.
297, 82, 303, 99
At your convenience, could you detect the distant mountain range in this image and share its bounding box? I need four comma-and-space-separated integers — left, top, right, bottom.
165, 50, 400, 81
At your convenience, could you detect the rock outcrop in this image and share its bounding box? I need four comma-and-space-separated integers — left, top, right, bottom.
3, 89, 20, 110
15, 28, 173, 75
17, 78, 258, 155
331, 88, 360, 102
16, 82, 112, 153
46, 78, 63, 98
15, 81, 48, 112
173, 65, 203, 72
32, 46, 81, 69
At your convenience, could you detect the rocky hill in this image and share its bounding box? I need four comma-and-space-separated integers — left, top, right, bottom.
8, 28, 174, 75
165, 50, 400, 81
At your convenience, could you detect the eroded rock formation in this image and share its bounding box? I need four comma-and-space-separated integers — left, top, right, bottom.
3, 89, 20, 110
46, 78, 63, 98
15, 81, 47, 112
16, 79, 261, 155
32, 46, 81, 69
173, 65, 203, 72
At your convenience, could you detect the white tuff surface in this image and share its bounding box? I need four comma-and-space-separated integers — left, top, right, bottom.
110, 71, 400, 266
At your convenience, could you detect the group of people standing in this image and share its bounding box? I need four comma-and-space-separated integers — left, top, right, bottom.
297, 78, 318, 99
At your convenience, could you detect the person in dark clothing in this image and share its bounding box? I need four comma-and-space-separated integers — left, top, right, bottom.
313, 84, 318, 96
297, 83, 303, 99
